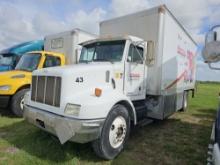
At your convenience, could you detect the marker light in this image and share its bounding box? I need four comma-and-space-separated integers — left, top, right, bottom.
95, 88, 102, 97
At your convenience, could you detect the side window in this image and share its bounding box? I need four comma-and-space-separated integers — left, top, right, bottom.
43, 55, 61, 68
128, 44, 144, 64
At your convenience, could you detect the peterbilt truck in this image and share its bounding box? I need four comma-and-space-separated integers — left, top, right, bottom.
23, 5, 197, 159
202, 25, 220, 165
0, 29, 96, 117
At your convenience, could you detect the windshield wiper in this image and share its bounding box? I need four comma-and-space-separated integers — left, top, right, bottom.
79, 60, 91, 63
93, 59, 114, 64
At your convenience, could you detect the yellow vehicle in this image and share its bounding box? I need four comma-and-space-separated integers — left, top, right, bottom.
0, 51, 65, 117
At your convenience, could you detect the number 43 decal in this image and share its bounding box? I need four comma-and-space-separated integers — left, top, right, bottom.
75, 77, 83, 83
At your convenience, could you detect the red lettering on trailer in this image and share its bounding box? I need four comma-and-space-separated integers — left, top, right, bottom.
165, 70, 187, 90
177, 46, 186, 57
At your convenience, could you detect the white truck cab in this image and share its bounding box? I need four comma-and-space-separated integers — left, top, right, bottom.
23, 5, 197, 159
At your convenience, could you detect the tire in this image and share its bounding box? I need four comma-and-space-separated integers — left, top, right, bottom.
215, 109, 220, 144
92, 104, 130, 160
180, 91, 188, 112
11, 88, 29, 117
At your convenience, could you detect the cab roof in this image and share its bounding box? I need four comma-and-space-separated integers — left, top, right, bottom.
80, 35, 144, 46
27, 51, 65, 57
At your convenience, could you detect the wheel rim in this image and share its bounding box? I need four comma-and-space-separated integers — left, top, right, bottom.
20, 97, 24, 110
184, 93, 188, 109
109, 116, 127, 148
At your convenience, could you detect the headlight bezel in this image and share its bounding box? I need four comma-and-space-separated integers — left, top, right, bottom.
0, 85, 11, 91
64, 103, 81, 116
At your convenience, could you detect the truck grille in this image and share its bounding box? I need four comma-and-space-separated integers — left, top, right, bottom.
31, 76, 61, 107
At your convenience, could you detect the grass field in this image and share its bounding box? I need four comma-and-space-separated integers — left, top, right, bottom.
0, 83, 219, 165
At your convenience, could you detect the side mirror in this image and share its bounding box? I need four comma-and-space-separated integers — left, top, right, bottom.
145, 41, 155, 66
202, 41, 220, 63
127, 56, 131, 62
205, 31, 217, 44
203, 26, 220, 64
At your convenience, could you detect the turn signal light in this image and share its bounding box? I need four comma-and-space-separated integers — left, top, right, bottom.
95, 88, 102, 97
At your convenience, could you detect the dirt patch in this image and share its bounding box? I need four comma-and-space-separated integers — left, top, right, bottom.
5, 147, 19, 154
0, 147, 19, 154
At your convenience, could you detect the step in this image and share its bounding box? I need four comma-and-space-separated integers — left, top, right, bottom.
138, 118, 154, 127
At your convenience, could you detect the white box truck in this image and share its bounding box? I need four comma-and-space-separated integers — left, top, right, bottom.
23, 5, 197, 159
44, 28, 97, 64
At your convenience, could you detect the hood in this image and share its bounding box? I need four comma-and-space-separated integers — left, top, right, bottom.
33, 62, 124, 95
0, 70, 31, 83
33, 62, 117, 77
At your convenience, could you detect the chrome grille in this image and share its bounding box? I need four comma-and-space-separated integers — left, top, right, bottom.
31, 76, 61, 107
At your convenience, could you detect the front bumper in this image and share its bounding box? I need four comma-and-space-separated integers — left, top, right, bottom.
23, 105, 105, 144
0, 95, 10, 108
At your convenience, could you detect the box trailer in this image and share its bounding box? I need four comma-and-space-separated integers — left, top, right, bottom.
44, 29, 97, 64
23, 5, 197, 160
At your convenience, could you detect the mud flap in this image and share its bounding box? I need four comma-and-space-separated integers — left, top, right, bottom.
54, 118, 75, 144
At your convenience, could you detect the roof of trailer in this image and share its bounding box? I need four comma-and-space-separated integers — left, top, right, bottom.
100, 4, 197, 46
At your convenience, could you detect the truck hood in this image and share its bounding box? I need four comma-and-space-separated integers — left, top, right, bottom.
0, 70, 31, 83
33, 62, 119, 77
33, 62, 124, 97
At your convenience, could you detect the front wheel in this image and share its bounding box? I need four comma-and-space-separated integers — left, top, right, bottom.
11, 88, 29, 117
92, 104, 130, 160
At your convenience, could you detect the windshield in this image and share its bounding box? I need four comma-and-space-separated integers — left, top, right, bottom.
79, 40, 125, 63
0, 54, 13, 65
15, 53, 41, 72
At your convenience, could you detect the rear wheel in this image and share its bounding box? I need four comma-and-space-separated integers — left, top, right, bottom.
92, 104, 130, 160
11, 88, 29, 117
181, 91, 188, 112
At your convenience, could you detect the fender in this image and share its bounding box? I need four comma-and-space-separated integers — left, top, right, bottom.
64, 87, 137, 124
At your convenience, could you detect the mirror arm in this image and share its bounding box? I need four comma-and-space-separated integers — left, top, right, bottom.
208, 63, 220, 70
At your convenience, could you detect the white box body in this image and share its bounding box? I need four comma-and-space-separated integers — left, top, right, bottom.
44, 29, 97, 64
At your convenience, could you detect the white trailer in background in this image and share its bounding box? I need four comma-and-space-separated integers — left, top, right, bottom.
44, 29, 97, 64
23, 5, 197, 159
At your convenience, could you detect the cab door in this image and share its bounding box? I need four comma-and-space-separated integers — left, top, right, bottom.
124, 44, 146, 100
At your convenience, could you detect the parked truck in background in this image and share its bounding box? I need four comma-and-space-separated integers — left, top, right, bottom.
0, 40, 44, 72
23, 5, 197, 159
0, 29, 97, 117
202, 25, 220, 165
44, 28, 97, 64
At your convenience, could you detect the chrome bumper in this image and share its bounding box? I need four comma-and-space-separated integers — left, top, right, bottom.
23, 105, 105, 144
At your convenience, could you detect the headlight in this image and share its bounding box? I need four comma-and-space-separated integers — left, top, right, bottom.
0, 85, 11, 91
64, 104, 81, 116
24, 91, 30, 104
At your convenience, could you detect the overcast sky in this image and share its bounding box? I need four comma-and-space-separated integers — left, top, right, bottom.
0, 0, 220, 81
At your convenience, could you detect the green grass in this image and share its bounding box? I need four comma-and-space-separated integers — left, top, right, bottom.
0, 83, 219, 165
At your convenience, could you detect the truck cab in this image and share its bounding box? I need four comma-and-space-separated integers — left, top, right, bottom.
0, 40, 43, 72
0, 51, 65, 117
